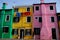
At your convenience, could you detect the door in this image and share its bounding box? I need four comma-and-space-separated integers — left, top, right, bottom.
52, 28, 57, 40
20, 29, 24, 39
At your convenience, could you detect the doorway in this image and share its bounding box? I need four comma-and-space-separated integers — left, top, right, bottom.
20, 29, 24, 39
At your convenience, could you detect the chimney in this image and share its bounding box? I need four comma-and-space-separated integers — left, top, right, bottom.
2, 3, 6, 9
40, 0, 44, 3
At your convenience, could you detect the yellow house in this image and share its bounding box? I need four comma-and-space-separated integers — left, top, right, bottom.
12, 5, 33, 39
57, 13, 60, 39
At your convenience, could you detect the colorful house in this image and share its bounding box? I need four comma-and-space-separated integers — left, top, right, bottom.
0, 3, 14, 38
57, 13, 60, 39
33, 3, 42, 40
33, 0, 59, 40
12, 5, 33, 39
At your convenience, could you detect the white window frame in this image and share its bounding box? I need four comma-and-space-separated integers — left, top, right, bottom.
5, 15, 10, 22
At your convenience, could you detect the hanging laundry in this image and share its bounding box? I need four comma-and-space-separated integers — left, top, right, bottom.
24, 12, 30, 16
22, 12, 30, 16
16, 12, 21, 17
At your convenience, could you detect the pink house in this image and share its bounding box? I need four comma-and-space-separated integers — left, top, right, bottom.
33, 0, 59, 40
33, 4, 42, 40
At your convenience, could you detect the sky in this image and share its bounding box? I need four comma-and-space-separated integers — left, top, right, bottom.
0, 0, 60, 13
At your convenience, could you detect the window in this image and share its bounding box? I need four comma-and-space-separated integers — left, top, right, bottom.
58, 16, 60, 21
52, 28, 57, 39
27, 7, 30, 11
25, 29, 31, 35
3, 27, 9, 33
51, 17, 54, 22
39, 17, 42, 22
5, 15, 10, 22
13, 17, 19, 22
35, 17, 38, 19
36, 6, 39, 10
34, 28, 40, 35
27, 16, 31, 22
12, 29, 18, 35
14, 8, 18, 12
50, 6, 53, 10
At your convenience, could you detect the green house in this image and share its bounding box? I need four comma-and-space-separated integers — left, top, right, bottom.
0, 10, 2, 38
0, 3, 14, 38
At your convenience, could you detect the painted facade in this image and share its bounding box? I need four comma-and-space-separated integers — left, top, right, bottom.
57, 13, 60, 40
33, 4, 42, 40
12, 5, 33, 39
0, 3, 14, 38
0, 0, 59, 40
33, 2, 59, 40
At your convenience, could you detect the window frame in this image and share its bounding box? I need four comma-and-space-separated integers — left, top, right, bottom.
13, 16, 20, 22
3, 26, 9, 33
27, 7, 30, 12
38, 17, 42, 22
50, 6, 54, 10
35, 17, 38, 19
35, 6, 39, 11
35, 16, 42, 22
12, 29, 18, 35
51, 17, 55, 22
34, 28, 40, 35
25, 29, 32, 36
5, 15, 10, 22
26, 16, 31, 22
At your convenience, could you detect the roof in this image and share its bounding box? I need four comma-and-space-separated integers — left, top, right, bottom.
57, 13, 60, 15
0, 9, 13, 11
33, 2, 56, 5
13, 5, 33, 8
